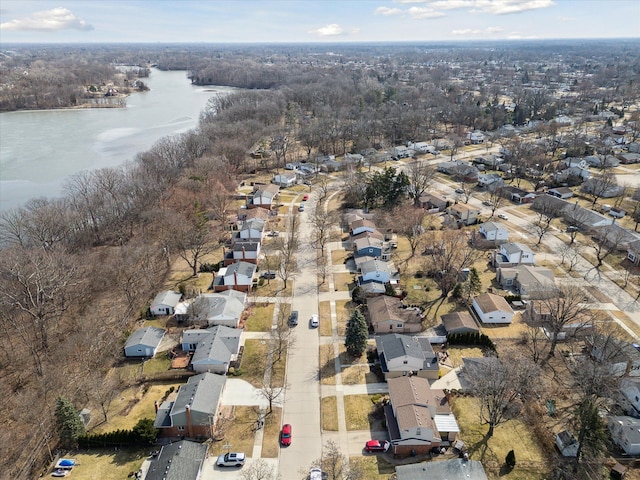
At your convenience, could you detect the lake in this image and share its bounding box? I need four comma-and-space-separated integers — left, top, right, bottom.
0, 69, 234, 211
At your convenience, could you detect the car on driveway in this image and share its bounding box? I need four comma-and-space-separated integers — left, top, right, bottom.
267, 230, 279, 237
365, 439, 390, 452
309, 468, 324, 480
497, 213, 508, 220
260, 270, 277, 279
298, 204, 305, 212
216, 452, 246, 467
566, 225, 579, 232
455, 188, 464, 194
280, 423, 292, 446
303, 194, 309, 201
289, 310, 299, 326
310, 314, 319, 328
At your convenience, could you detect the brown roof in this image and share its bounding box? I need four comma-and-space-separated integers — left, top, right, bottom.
239, 207, 269, 221
473, 293, 514, 314
254, 183, 279, 194
351, 230, 384, 243
395, 404, 437, 432
449, 203, 479, 214
440, 311, 479, 333
388, 376, 450, 415
350, 218, 377, 231
367, 296, 423, 326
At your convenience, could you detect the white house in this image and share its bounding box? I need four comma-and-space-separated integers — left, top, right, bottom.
124, 326, 166, 357
150, 290, 183, 316
238, 218, 265, 240
472, 293, 515, 324
358, 259, 398, 285
495, 242, 535, 266
272, 171, 297, 188
477, 173, 503, 189
467, 131, 485, 144
183, 325, 242, 374
548, 187, 574, 199
609, 416, 640, 455
620, 378, 640, 416
392, 145, 412, 158
479, 222, 509, 242
212, 262, 256, 293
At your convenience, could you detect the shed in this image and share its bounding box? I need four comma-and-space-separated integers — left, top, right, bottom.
124, 326, 166, 357
555, 430, 578, 457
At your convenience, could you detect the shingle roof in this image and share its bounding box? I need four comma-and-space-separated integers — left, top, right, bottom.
191, 326, 242, 366
145, 440, 207, 480
376, 334, 424, 362
151, 290, 182, 308
367, 296, 423, 326
124, 326, 166, 350
441, 312, 479, 333
395, 459, 488, 480
473, 293, 514, 315
225, 261, 256, 277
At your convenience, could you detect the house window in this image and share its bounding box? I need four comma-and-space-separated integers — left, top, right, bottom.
390, 325, 393, 330
397, 324, 402, 328
403, 360, 408, 364
178, 426, 185, 431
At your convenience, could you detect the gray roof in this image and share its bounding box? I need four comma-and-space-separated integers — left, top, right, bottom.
376, 334, 424, 362
189, 291, 246, 323
151, 290, 182, 308
359, 258, 392, 275
501, 242, 533, 255
191, 325, 242, 366
242, 218, 265, 231
124, 326, 166, 350
396, 459, 488, 480
480, 221, 506, 232
233, 241, 259, 252
225, 261, 256, 277
145, 440, 207, 480
609, 416, 640, 446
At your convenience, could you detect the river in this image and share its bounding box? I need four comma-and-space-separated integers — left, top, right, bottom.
0, 69, 234, 211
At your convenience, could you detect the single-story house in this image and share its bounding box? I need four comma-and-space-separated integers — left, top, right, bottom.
212, 261, 256, 292
618, 152, 640, 164
358, 259, 399, 286
150, 290, 183, 316
477, 173, 503, 189
183, 325, 242, 374
493, 242, 535, 267
375, 333, 439, 380
395, 459, 488, 480
124, 326, 166, 358
367, 295, 423, 334
440, 311, 479, 335
237, 205, 269, 223
609, 416, 640, 455
419, 193, 449, 212
474, 155, 503, 168
619, 378, 640, 417
584, 154, 619, 168
593, 224, 640, 251
548, 187, 574, 199
272, 171, 297, 188
479, 222, 509, 242
496, 264, 556, 299
581, 178, 625, 198
472, 293, 515, 324
589, 334, 640, 377
350, 218, 377, 236
500, 185, 538, 204
154, 372, 226, 438
392, 145, 413, 158
144, 440, 208, 480
628, 239, 640, 266
188, 290, 246, 327
524, 300, 592, 341
447, 203, 481, 226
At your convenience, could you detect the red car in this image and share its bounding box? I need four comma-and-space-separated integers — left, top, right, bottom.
303, 194, 309, 201
365, 440, 390, 452
280, 423, 292, 446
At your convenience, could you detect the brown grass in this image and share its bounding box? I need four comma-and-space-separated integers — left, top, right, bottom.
241, 339, 269, 388
209, 405, 257, 456
353, 456, 395, 479
333, 272, 355, 291
331, 248, 349, 266
480, 313, 529, 340
320, 344, 336, 385
244, 303, 275, 332
58, 448, 149, 480
261, 407, 282, 458
445, 347, 485, 369
344, 394, 377, 430
321, 396, 339, 431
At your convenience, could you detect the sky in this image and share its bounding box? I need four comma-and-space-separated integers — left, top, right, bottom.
0, 0, 638, 44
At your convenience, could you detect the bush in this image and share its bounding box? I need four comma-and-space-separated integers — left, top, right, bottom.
448, 332, 496, 351
199, 262, 220, 273
504, 294, 521, 303
78, 418, 157, 448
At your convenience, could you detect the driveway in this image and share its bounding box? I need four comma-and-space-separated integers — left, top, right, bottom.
220, 378, 271, 407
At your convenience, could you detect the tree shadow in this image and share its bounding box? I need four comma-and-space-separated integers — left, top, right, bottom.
466, 431, 494, 463
499, 464, 514, 476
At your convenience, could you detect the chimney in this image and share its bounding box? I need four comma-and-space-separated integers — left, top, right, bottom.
234, 270, 238, 286
154, 401, 159, 413
241, 246, 246, 260
185, 404, 193, 438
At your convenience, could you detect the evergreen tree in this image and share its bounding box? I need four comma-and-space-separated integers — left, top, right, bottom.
464, 267, 482, 302
55, 396, 85, 448
345, 308, 368, 357
132, 418, 158, 444
451, 282, 463, 299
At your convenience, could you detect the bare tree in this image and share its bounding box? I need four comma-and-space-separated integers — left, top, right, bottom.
311, 440, 364, 480
405, 161, 437, 205
519, 324, 550, 364
483, 186, 506, 218
274, 213, 299, 289
239, 459, 280, 480
581, 169, 619, 206
310, 207, 336, 256
461, 353, 540, 437
558, 243, 583, 272
170, 205, 218, 277
589, 226, 628, 273
531, 196, 561, 245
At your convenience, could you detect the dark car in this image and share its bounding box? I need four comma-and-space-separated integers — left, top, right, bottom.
289, 311, 299, 326
260, 270, 276, 279
280, 423, 292, 446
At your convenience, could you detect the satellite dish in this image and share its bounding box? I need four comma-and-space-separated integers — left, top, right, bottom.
578, 160, 587, 169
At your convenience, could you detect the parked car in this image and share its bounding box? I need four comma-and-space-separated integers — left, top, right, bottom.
260, 270, 277, 279
216, 452, 246, 467
298, 204, 305, 212
309, 468, 323, 480
289, 311, 299, 326
310, 314, 319, 328
482, 200, 491, 206
365, 439, 390, 452
267, 230, 279, 237
51, 470, 70, 478
497, 213, 508, 220
303, 194, 309, 201
566, 225, 579, 232
280, 423, 292, 446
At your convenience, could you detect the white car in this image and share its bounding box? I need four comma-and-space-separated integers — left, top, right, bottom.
310, 314, 319, 328
51, 469, 70, 477
497, 213, 508, 220
216, 452, 246, 467
310, 468, 323, 480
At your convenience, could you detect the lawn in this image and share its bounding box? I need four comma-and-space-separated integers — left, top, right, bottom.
261, 406, 282, 458
241, 339, 270, 387
480, 313, 529, 341
321, 396, 339, 431
244, 303, 275, 332
209, 405, 257, 456
320, 344, 336, 385
341, 365, 378, 385
57, 447, 149, 480
353, 456, 395, 480
451, 396, 550, 480
142, 355, 171, 376
344, 394, 377, 430
333, 272, 355, 292
445, 347, 485, 369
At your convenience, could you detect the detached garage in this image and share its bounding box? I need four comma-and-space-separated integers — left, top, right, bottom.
472, 293, 515, 324
150, 290, 182, 316
124, 326, 166, 358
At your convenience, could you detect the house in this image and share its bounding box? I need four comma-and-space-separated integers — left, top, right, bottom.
182, 325, 242, 374
188, 290, 246, 327
392, 145, 413, 158
375, 333, 439, 380
409, 142, 434, 154
124, 326, 166, 358
211, 261, 256, 292
350, 229, 385, 250
477, 173, 503, 189
478, 222, 509, 242
350, 218, 377, 236
447, 203, 481, 226
619, 378, 640, 417
589, 334, 640, 377
419, 193, 449, 212
154, 372, 226, 438
367, 296, 423, 334
628, 240, 640, 266
474, 155, 503, 168
272, 171, 297, 188
395, 459, 488, 480
494, 242, 535, 267
496, 265, 556, 299
555, 430, 579, 457
144, 440, 207, 480
472, 293, 515, 324
501, 185, 539, 204
353, 235, 391, 261
237, 218, 265, 240
237, 205, 270, 224
223, 240, 260, 265
548, 187, 574, 199
247, 184, 279, 209
618, 152, 640, 164
525, 300, 592, 341
385, 376, 460, 456
440, 311, 479, 335
581, 178, 625, 198
593, 224, 640, 251
358, 259, 399, 286
561, 201, 614, 229
150, 290, 183, 316
438, 161, 480, 182
608, 416, 640, 455
584, 154, 620, 168
467, 130, 485, 144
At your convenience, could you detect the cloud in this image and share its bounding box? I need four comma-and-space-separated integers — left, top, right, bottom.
309, 24, 345, 36
422, 0, 554, 15
558, 16, 576, 22
408, 7, 446, 18
452, 26, 504, 35
375, 6, 403, 16
0, 7, 93, 32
